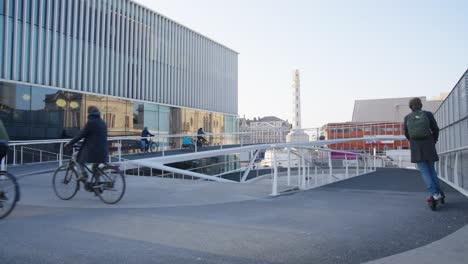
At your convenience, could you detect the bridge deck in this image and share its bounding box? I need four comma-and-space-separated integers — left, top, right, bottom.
1, 168, 468, 264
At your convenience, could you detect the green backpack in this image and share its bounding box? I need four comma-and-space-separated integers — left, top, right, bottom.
406, 110, 431, 140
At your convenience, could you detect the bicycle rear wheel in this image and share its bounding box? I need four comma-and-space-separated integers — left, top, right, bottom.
93, 165, 126, 204
149, 142, 158, 152
0, 171, 19, 219
52, 164, 79, 200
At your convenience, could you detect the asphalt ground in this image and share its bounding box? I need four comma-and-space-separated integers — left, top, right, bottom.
1, 168, 467, 264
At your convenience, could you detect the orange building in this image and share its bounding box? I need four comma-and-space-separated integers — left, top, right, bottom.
322, 122, 409, 153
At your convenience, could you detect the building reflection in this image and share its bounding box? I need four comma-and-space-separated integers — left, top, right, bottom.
0, 82, 238, 141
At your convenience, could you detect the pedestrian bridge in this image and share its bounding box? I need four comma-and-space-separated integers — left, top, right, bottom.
2, 134, 468, 263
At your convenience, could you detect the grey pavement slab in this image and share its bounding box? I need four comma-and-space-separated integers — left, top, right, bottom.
1, 168, 468, 264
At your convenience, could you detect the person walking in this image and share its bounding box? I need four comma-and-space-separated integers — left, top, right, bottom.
404, 97, 444, 206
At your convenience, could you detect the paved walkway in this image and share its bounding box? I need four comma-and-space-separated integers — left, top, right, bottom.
1, 168, 468, 264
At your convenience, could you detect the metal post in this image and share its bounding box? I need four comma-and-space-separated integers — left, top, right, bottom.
40, 150, 42, 163
301, 156, 306, 190
345, 154, 349, 178
287, 148, 291, 186
59, 142, 63, 166
356, 156, 359, 176
438, 158, 443, 179
271, 148, 278, 196
454, 152, 459, 187
137, 165, 140, 176
118, 140, 122, 162
445, 155, 449, 181
398, 155, 402, 168
314, 166, 318, 186
328, 152, 332, 179
13, 145, 16, 165
298, 157, 301, 186
364, 158, 367, 174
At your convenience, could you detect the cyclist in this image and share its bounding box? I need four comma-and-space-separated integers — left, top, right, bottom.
65, 106, 108, 189
197, 128, 208, 148
141, 126, 154, 152
0, 119, 9, 201
0, 119, 8, 164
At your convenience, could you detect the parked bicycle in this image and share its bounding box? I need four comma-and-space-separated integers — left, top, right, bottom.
52, 145, 126, 204
0, 169, 20, 219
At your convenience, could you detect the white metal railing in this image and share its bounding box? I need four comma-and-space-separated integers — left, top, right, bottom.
436, 145, 468, 197
131, 136, 401, 195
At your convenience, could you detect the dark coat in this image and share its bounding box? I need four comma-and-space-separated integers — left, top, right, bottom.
141, 128, 154, 138
69, 112, 108, 164
404, 110, 439, 163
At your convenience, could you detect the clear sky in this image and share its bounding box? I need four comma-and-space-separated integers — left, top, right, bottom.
134, 0, 468, 128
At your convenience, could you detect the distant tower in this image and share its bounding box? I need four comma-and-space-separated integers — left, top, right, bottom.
286, 70, 309, 142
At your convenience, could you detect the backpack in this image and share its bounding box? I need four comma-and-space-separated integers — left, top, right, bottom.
406, 110, 431, 139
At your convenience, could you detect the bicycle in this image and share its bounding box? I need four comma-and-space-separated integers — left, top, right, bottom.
0, 170, 20, 219
139, 136, 158, 153
52, 145, 126, 204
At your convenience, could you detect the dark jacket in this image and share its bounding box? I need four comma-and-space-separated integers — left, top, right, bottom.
141, 128, 154, 138
69, 111, 108, 164
404, 110, 439, 163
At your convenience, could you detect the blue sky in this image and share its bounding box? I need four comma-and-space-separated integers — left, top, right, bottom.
135, 0, 468, 127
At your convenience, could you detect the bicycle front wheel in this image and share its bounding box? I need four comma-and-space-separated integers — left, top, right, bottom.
0, 171, 19, 219
94, 165, 126, 204
52, 164, 79, 200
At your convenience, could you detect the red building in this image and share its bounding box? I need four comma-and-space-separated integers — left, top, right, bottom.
322, 122, 409, 153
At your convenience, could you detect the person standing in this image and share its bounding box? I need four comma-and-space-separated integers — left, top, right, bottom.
404, 97, 444, 203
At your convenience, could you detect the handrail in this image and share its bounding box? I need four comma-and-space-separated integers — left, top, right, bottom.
8, 131, 249, 145
438, 145, 468, 155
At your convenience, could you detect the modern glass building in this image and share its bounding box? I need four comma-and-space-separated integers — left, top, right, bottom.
0, 0, 238, 141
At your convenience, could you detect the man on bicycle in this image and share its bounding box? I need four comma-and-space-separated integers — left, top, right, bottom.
65, 106, 108, 188
197, 128, 208, 148
141, 126, 154, 152
0, 119, 9, 201
0, 119, 8, 164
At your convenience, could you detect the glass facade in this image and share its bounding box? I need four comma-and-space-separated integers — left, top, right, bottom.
0, 82, 238, 140
0, 0, 238, 140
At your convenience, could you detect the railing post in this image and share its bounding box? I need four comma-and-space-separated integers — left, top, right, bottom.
364, 158, 367, 174
40, 150, 42, 163
345, 154, 349, 178
287, 148, 291, 186
59, 142, 63, 166
21, 146, 23, 164
13, 145, 16, 166
328, 152, 332, 180
454, 152, 459, 187
297, 156, 301, 186
314, 166, 318, 186
271, 148, 278, 196
301, 155, 307, 190
444, 155, 449, 182
356, 156, 359, 176
118, 140, 122, 162
438, 158, 443, 179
